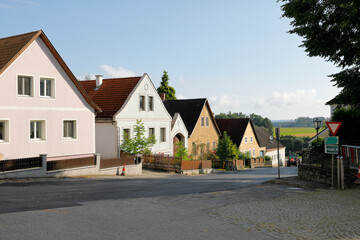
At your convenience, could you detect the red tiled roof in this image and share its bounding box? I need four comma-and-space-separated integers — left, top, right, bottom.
80, 77, 142, 118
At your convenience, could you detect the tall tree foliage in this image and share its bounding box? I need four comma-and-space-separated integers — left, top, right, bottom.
279, 0, 360, 111
157, 70, 176, 100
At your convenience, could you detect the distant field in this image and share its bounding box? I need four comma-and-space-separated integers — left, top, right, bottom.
273, 127, 317, 137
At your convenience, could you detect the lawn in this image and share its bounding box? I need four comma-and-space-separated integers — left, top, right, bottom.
273, 127, 320, 137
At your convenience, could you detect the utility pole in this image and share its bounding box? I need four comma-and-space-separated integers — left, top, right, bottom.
276, 127, 280, 179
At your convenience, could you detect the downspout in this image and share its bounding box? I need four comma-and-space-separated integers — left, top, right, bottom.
113, 121, 121, 159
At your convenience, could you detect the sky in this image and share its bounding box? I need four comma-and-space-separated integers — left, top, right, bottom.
0, 0, 341, 120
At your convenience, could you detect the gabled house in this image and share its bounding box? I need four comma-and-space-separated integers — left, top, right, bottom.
215, 118, 262, 158
0, 30, 100, 159
254, 126, 286, 166
80, 74, 173, 159
163, 98, 221, 158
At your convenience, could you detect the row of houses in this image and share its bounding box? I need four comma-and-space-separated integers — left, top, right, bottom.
0, 30, 285, 166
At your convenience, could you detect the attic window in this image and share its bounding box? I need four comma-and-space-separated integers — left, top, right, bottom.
18, 76, 33, 97
140, 96, 145, 111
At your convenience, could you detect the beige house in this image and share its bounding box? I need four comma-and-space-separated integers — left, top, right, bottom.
163, 98, 221, 158
215, 118, 263, 158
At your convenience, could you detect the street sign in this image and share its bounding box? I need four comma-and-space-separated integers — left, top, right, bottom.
326, 122, 342, 136
325, 136, 339, 154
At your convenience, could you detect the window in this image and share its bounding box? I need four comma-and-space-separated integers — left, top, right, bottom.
250, 136, 253, 143
149, 128, 155, 138
40, 78, 54, 97
140, 96, 145, 111
63, 120, 76, 139
148, 96, 154, 111
160, 128, 166, 142
123, 129, 130, 139
207, 142, 210, 150
245, 136, 248, 143
206, 117, 209, 126
0, 120, 8, 142
253, 149, 255, 157
18, 76, 33, 96
201, 117, 204, 126
213, 141, 216, 149
30, 121, 45, 140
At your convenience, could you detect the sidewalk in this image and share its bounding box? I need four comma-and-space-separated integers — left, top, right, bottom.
269, 176, 330, 189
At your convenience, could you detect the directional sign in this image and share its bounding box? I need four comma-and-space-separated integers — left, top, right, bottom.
325, 136, 339, 145
326, 122, 342, 136
325, 145, 338, 154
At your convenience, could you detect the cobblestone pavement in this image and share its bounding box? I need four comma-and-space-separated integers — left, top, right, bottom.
210, 189, 360, 240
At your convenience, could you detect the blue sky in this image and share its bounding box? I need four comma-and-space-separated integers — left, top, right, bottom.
1, 0, 340, 120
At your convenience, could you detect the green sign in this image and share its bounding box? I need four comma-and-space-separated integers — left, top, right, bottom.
325, 136, 338, 145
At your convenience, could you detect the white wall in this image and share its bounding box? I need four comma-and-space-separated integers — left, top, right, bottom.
0, 38, 95, 159
114, 74, 172, 155
267, 148, 286, 167
170, 113, 189, 152
95, 122, 118, 159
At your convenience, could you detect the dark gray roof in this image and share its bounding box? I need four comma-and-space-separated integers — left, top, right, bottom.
215, 118, 250, 147
254, 126, 285, 150
163, 98, 221, 137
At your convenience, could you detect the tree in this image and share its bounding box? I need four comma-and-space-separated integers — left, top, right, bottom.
216, 132, 234, 162
120, 119, 156, 155
279, 0, 360, 111
174, 142, 189, 160
157, 70, 176, 100
332, 107, 360, 146
215, 112, 274, 134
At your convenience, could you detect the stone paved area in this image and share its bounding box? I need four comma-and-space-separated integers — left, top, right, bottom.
211, 189, 360, 240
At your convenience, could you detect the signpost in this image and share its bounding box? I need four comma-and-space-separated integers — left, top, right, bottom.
325, 121, 342, 189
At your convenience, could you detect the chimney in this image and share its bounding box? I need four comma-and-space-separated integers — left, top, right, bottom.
95, 75, 103, 88
160, 93, 166, 101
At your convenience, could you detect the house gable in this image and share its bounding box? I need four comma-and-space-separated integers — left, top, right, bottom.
0, 30, 100, 112
114, 74, 171, 120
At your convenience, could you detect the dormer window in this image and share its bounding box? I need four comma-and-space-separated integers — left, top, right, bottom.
18, 76, 33, 96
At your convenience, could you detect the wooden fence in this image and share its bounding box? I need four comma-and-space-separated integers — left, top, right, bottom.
0, 156, 42, 172
47, 155, 96, 171
143, 155, 211, 172
100, 156, 137, 169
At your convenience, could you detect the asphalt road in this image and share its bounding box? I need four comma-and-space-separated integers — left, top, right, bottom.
0, 167, 298, 240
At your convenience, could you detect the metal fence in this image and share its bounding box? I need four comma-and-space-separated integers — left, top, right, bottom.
0, 156, 42, 172
341, 145, 360, 170
47, 155, 96, 171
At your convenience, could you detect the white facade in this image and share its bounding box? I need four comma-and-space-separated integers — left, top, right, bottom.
95, 74, 173, 159
0, 38, 96, 159
267, 148, 286, 167
170, 112, 189, 150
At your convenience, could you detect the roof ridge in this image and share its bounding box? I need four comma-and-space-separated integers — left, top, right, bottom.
0, 30, 41, 41
79, 76, 142, 82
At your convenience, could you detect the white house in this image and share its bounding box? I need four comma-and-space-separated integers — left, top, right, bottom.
0, 30, 100, 160
80, 74, 175, 159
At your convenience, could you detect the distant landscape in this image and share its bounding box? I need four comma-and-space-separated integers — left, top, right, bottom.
274, 127, 317, 138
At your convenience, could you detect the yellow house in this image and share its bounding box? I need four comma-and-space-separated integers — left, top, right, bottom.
215, 118, 264, 158
163, 98, 221, 158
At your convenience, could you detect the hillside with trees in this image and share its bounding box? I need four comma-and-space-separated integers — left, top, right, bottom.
272, 117, 326, 128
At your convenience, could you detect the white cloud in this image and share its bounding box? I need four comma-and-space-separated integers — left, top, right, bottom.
77, 74, 96, 81
100, 64, 137, 78
177, 93, 187, 99
209, 94, 242, 112
179, 76, 186, 85
253, 88, 323, 109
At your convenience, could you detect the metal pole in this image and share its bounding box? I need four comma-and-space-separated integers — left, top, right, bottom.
276, 127, 280, 179
341, 156, 344, 190
337, 156, 340, 189
331, 154, 334, 188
